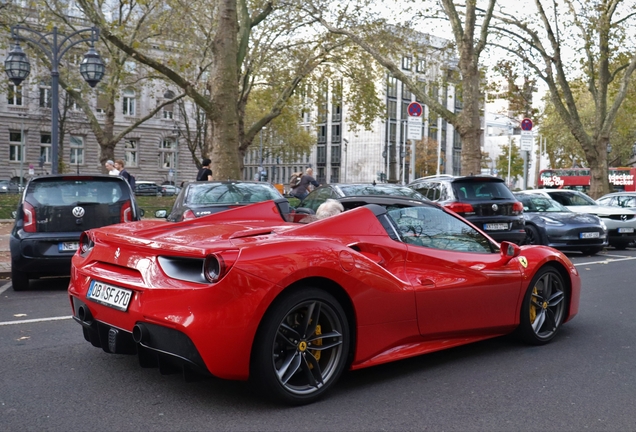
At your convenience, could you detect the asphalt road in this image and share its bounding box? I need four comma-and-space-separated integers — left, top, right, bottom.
1, 249, 636, 431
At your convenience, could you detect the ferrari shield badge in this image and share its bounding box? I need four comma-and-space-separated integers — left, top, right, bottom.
518, 256, 528, 268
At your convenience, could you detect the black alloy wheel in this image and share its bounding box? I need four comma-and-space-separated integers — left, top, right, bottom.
518, 266, 568, 345
250, 288, 350, 405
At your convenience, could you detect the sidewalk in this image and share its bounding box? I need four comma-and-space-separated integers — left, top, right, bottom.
0, 220, 13, 279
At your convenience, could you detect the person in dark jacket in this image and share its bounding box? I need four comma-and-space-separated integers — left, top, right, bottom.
196, 158, 213, 181
291, 168, 320, 200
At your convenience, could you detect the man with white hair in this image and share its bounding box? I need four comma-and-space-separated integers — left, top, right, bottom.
105, 160, 119, 175
316, 199, 344, 219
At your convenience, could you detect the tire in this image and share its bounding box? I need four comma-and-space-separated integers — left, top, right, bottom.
582, 247, 603, 256
250, 288, 350, 405
613, 242, 629, 250
517, 266, 567, 345
11, 265, 29, 291
523, 224, 542, 245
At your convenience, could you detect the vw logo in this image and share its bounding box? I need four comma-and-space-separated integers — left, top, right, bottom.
621, 214, 627, 221
72, 206, 85, 218
492, 204, 499, 212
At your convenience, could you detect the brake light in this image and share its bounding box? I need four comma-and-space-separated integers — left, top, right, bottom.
512, 201, 524, 215
120, 201, 133, 223
204, 250, 239, 283
182, 209, 196, 220
445, 202, 475, 215
23, 201, 36, 232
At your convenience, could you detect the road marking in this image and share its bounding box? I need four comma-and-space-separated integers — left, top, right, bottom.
0, 316, 72, 326
0, 281, 11, 296
574, 256, 636, 266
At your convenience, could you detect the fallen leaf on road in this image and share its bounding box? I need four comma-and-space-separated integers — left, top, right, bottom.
17, 336, 30, 340
13, 314, 27, 317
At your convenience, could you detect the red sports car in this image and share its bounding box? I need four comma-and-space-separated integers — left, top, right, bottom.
68, 197, 580, 405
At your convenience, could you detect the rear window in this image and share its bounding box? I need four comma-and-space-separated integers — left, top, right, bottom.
24, 178, 132, 233
452, 180, 515, 200
185, 182, 282, 205
340, 184, 426, 200
28, 179, 130, 205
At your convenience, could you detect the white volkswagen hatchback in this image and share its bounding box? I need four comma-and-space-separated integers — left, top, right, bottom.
517, 189, 636, 249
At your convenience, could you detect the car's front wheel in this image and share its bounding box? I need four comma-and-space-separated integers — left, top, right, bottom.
518, 266, 567, 345
11, 265, 29, 291
250, 288, 350, 405
523, 225, 542, 245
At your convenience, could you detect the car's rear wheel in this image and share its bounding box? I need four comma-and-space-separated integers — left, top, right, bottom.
250, 288, 349, 405
518, 266, 567, 345
11, 266, 29, 291
523, 225, 542, 245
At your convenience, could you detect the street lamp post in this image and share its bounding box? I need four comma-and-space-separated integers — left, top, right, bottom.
343, 138, 348, 183
4, 26, 105, 174
172, 124, 180, 186
19, 114, 26, 189
258, 127, 267, 181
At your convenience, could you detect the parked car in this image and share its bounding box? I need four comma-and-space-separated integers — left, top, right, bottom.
0, 180, 20, 194
407, 175, 526, 244
294, 183, 427, 217
514, 193, 608, 255
156, 180, 284, 222
597, 192, 636, 209
10, 175, 143, 291
160, 184, 181, 196
134, 181, 164, 196
69, 197, 580, 405
518, 189, 636, 249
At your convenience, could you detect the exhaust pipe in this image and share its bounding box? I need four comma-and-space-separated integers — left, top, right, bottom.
132, 323, 148, 344
77, 305, 92, 323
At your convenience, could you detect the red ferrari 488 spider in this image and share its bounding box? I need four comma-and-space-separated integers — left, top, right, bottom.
68, 197, 580, 405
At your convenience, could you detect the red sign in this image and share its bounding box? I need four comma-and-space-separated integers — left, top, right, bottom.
407, 102, 423, 117
521, 118, 533, 131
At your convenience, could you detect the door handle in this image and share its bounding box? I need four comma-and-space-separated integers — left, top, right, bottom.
417, 277, 435, 287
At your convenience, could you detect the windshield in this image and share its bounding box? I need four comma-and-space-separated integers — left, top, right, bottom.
516, 195, 569, 212
339, 184, 426, 200
549, 191, 597, 206
186, 182, 282, 205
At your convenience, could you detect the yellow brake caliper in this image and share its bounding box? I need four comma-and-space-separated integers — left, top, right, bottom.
530, 287, 538, 323
309, 324, 322, 368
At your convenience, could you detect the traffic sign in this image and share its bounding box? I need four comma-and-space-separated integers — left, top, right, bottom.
520, 130, 533, 151
521, 118, 533, 131
407, 116, 422, 140
407, 102, 423, 117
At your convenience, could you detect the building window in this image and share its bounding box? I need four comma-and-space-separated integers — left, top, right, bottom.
331, 145, 341, 164
122, 89, 135, 115
402, 56, 412, 70
401, 83, 412, 100
96, 93, 108, 113
455, 89, 463, 110
387, 75, 398, 98
39, 87, 52, 108
70, 136, 84, 165
124, 139, 138, 167
317, 125, 327, 143
429, 113, 439, 140
331, 124, 341, 143
9, 132, 24, 162
387, 100, 397, 120
416, 58, 426, 73
40, 133, 51, 164
163, 103, 173, 119
68, 93, 81, 111
401, 101, 410, 119
160, 139, 176, 169
317, 145, 326, 164
8, 85, 22, 106
330, 167, 340, 183
332, 80, 342, 122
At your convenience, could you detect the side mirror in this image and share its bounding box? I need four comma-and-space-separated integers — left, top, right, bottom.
155, 209, 167, 218
499, 241, 521, 264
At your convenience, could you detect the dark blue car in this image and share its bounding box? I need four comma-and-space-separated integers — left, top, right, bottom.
514, 193, 608, 255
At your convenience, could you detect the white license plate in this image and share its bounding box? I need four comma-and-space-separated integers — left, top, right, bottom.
484, 223, 508, 231
87, 280, 133, 311
618, 227, 635, 233
580, 232, 600, 239
59, 241, 79, 252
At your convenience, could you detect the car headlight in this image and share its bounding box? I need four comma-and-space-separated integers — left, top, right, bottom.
540, 216, 564, 226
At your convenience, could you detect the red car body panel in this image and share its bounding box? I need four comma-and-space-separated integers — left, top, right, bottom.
68, 200, 580, 381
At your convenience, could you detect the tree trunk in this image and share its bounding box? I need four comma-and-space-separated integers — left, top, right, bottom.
207, 0, 241, 181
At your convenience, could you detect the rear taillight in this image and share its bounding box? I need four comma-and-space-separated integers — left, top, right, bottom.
512, 201, 524, 215
204, 250, 239, 283
23, 201, 36, 232
445, 202, 475, 215
121, 201, 133, 222
182, 209, 196, 220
